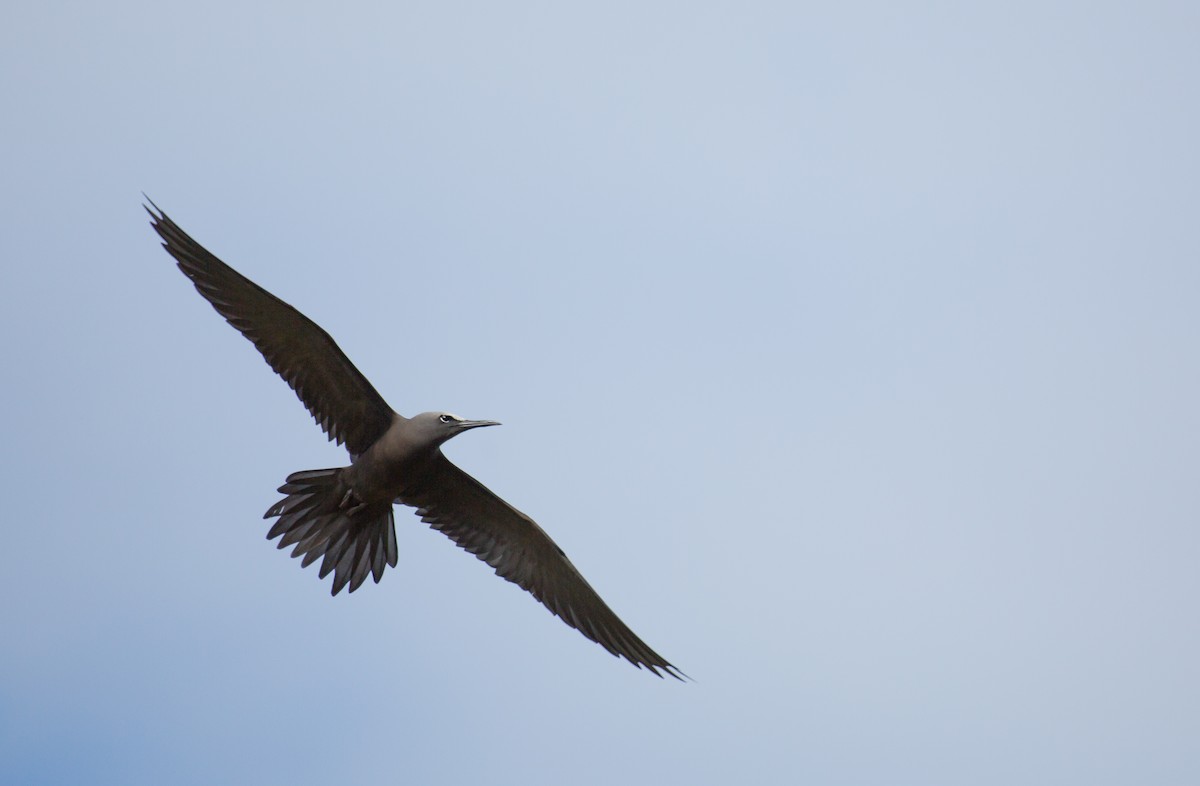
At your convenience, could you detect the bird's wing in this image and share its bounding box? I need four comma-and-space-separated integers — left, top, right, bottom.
400, 452, 683, 679
147, 201, 396, 456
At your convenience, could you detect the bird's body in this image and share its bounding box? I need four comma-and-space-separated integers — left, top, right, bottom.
146, 201, 681, 679
341, 412, 484, 506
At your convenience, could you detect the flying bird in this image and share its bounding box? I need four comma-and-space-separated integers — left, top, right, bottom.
146, 200, 681, 679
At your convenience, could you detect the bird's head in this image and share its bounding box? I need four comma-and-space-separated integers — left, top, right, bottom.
411, 411, 501, 448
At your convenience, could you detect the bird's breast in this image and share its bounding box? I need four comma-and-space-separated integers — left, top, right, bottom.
342, 425, 434, 504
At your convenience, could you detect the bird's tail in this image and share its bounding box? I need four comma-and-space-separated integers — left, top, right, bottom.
263, 468, 398, 595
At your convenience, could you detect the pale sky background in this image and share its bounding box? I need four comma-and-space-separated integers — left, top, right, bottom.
2, 2, 1198, 784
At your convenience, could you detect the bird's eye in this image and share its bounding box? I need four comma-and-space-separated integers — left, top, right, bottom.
439, 414, 453, 424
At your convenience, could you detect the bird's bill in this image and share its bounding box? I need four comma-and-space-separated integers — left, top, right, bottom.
458, 419, 501, 431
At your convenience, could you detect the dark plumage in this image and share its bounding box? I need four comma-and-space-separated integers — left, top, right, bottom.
147, 200, 682, 679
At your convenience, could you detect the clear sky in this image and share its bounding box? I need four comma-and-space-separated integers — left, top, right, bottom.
2, 2, 1198, 784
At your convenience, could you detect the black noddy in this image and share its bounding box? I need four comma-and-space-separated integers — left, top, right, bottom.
146, 201, 682, 679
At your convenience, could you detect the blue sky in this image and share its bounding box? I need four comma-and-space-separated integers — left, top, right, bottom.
2, 2, 1198, 783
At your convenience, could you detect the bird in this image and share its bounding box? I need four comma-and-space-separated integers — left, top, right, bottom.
146, 200, 682, 680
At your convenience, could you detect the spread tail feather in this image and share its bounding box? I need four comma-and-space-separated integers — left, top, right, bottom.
263, 468, 397, 595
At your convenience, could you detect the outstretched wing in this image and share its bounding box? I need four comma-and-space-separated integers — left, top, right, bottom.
400, 452, 683, 679
147, 201, 396, 456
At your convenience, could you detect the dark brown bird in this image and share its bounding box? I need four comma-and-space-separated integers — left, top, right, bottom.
146, 200, 682, 679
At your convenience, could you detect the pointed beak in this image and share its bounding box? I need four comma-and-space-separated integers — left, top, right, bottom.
459, 419, 501, 431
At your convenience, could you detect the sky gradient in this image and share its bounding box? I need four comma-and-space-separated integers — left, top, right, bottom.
2, 2, 1198, 784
